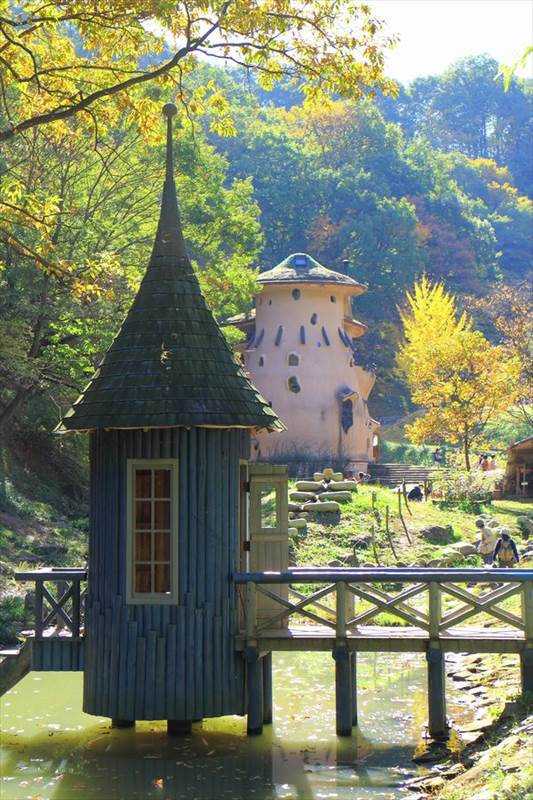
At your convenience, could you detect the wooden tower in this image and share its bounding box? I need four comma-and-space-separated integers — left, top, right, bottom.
57, 104, 285, 731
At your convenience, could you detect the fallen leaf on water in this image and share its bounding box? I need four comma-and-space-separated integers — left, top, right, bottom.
152, 777, 164, 789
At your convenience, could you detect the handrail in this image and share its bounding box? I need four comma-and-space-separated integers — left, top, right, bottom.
235, 568, 533, 584
236, 569, 533, 640
15, 568, 87, 581
15, 568, 87, 640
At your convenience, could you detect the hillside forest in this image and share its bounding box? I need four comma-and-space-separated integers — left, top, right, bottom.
0, 53, 532, 478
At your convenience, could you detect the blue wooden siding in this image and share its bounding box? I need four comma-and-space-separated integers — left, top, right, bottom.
32, 640, 85, 671
83, 428, 250, 720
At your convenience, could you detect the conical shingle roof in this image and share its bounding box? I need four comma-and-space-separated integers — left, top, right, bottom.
57, 105, 283, 433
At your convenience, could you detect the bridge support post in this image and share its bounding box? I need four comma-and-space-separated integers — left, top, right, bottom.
167, 720, 191, 735
351, 652, 358, 726
520, 648, 533, 695
333, 645, 352, 737
427, 646, 447, 739
263, 652, 273, 724
112, 719, 135, 729
246, 646, 263, 736
522, 580, 533, 696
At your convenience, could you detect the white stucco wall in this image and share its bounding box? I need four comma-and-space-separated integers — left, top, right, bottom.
242, 282, 378, 465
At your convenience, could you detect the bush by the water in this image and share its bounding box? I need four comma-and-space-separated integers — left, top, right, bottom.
0, 594, 24, 645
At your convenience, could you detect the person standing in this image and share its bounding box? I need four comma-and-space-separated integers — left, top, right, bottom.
476, 518, 498, 565
492, 529, 520, 567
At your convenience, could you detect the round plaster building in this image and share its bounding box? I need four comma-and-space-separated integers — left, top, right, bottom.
234, 253, 380, 471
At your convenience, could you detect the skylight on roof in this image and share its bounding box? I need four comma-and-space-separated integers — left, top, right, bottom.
294, 255, 307, 266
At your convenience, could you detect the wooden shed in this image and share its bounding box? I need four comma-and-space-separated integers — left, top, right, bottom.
504, 435, 533, 498
56, 104, 286, 732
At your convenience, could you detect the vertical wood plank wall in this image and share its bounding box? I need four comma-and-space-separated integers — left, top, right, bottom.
83, 427, 249, 720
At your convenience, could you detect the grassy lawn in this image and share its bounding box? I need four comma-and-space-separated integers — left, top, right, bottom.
289, 484, 532, 627
291, 484, 531, 569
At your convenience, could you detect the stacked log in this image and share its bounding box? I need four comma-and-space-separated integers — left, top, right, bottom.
287, 468, 359, 523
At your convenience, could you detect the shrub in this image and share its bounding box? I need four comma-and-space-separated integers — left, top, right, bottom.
379, 440, 436, 465
434, 464, 493, 510
0, 594, 25, 645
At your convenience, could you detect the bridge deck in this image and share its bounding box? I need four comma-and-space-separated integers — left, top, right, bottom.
236, 625, 525, 654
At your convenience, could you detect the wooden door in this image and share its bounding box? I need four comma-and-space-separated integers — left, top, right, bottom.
248, 464, 289, 629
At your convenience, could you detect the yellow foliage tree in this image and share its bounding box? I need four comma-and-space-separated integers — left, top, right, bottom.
397, 277, 521, 469
0, 0, 396, 143
0, 0, 396, 306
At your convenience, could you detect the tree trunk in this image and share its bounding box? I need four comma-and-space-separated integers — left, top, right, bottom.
463, 434, 471, 472
0, 386, 35, 434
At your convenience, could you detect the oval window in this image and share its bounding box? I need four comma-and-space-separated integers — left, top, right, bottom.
288, 353, 299, 366
330, 295, 336, 303
259, 356, 265, 367
292, 288, 301, 300
310, 313, 318, 325
288, 376, 301, 394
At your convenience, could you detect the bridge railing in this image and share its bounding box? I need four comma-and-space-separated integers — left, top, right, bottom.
235, 568, 533, 640
15, 569, 87, 640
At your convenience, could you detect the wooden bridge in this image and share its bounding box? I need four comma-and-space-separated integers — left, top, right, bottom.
2, 567, 532, 741
235, 568, 533, 737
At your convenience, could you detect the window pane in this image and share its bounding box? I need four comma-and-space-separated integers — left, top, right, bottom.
154, 564, 170, 593
135, 501, 152, 529
260, 488, 278, 529
135, 564, 151, 593
154, 501, 170, 530
135, 469, 151, 498
154, 469, 171, 498
154, 531, 170, 561
130, 463, 176, 600
135, 530, 151, 561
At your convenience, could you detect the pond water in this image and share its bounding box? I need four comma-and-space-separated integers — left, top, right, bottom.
1, 652, 432, 800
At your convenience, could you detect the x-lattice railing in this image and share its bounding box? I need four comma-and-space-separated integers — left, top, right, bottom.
15, 569, 87, 639
235, 568, 533, 642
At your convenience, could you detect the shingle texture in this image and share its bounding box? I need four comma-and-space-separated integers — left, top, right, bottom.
57, 114, 283, 433
259, 253, 366, 290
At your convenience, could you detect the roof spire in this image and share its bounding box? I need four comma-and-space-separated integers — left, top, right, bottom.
163, 102, 177, 182
149, 102, 189, 266
56, 101, 284, 434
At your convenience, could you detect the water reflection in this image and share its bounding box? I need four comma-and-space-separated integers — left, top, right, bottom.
1, 652, 426, 800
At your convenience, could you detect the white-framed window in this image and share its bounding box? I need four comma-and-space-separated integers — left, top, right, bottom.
126, 459, 179, 604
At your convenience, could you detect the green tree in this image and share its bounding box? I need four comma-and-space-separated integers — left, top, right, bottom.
379, 55, 533, 196
448, 155, 533, 281
0, 115, 263, 432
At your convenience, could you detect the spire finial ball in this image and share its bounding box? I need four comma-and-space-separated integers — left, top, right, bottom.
163, 103, 178, 118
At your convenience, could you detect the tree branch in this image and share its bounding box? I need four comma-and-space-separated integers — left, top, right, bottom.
0, 5, 229, 142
